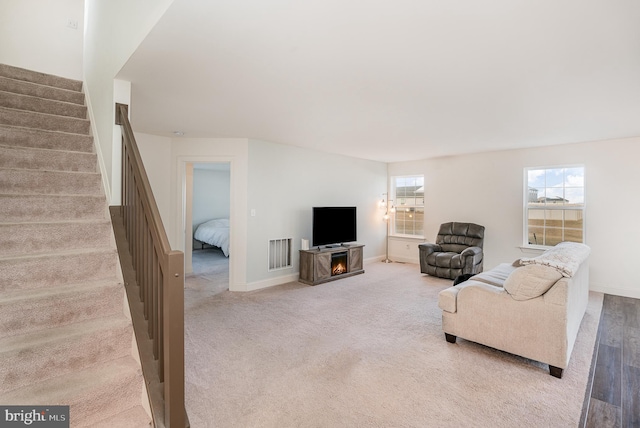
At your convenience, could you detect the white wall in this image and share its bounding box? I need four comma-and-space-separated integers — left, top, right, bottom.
246, 139, 388, 289
192, 167, 231, 230
0, 0, 84, 80
389, 137, 640, 298
135, 132, 172, 226
83, 0, 174, 203
138, 136, 387, 291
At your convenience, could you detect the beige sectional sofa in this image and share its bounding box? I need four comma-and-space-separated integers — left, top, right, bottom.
438, 242, 591, 378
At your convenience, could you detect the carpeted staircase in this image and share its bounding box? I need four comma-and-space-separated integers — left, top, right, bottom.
0, 64, 151, 427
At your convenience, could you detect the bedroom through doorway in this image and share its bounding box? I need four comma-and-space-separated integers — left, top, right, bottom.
185, 162, 230, 296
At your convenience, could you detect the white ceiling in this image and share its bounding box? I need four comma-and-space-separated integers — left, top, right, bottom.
118, 0, 640, 163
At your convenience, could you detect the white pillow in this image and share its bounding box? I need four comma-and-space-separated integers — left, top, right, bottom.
503, 264, 562, 301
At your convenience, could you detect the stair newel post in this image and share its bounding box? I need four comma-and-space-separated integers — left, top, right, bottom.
164, 250, 185, 427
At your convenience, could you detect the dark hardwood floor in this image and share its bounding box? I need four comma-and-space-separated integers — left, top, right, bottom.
583, 294, 640, 427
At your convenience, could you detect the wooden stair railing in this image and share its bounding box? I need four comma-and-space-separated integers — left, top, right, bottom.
114, 103, 187, 427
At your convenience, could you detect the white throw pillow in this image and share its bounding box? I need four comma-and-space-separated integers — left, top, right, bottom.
503, 264, 563, 301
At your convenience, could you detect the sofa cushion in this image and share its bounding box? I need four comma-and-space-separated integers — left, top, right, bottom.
503, 265, 563, 301
427, 252, 463, 269
472, 263, 517, 287
437, 222, 484, 252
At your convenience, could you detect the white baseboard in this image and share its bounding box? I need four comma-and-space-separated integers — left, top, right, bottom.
383, 256, 419, 264
367, 255, 418, 264
590, 282, 640, 299
242, 257, 419, 292
244, 257, 386, 291
245, 272, 300, 292
365, 255, 415, 264
83, 87, 112, 202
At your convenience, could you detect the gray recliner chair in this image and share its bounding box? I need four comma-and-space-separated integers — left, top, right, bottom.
419, 222, 485, 279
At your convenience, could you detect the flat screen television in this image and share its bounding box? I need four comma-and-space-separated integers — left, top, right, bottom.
312, 206, 357, 247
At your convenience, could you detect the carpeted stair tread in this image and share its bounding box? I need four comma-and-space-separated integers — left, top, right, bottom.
0, 64, 149, 426
0, 356, 144, 426
0, 221, 113, 258
90, 405, 152, 428
0, 90, 87, 119
0, 64, 83, 92
0, 315, 133, 394
0, 194, 107, 222
0, 106, 90, 134
0, 125, 94, 153
0, 145, 97, 172
0, 248, 119, 292
0, 75, 85, 105
0, 168, 102, 195
0, 280, 124, 339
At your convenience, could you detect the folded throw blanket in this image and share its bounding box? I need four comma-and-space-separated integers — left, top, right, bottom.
520, 242, 591, 277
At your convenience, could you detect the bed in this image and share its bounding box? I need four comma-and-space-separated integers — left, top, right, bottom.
193, 218, 230, 257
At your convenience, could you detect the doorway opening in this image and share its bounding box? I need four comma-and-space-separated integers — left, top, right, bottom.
184, 162, 230, 296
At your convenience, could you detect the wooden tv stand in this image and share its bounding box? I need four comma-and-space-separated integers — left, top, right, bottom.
299, 244, 364, 286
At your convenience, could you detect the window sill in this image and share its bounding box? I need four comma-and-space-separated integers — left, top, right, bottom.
518, 245, 547, 253
389, 234, 425, 240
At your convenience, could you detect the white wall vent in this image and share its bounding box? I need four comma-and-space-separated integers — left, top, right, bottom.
268, 238, 292, 271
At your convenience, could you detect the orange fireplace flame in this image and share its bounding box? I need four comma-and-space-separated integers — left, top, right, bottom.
332, 263, 346, 275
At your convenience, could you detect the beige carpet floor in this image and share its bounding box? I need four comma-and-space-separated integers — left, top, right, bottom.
184, 261, 603, 427
186, 248, 229, 297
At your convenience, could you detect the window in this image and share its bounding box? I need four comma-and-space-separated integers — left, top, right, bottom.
525, 166, 585, 247
390, 175, 424, 237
